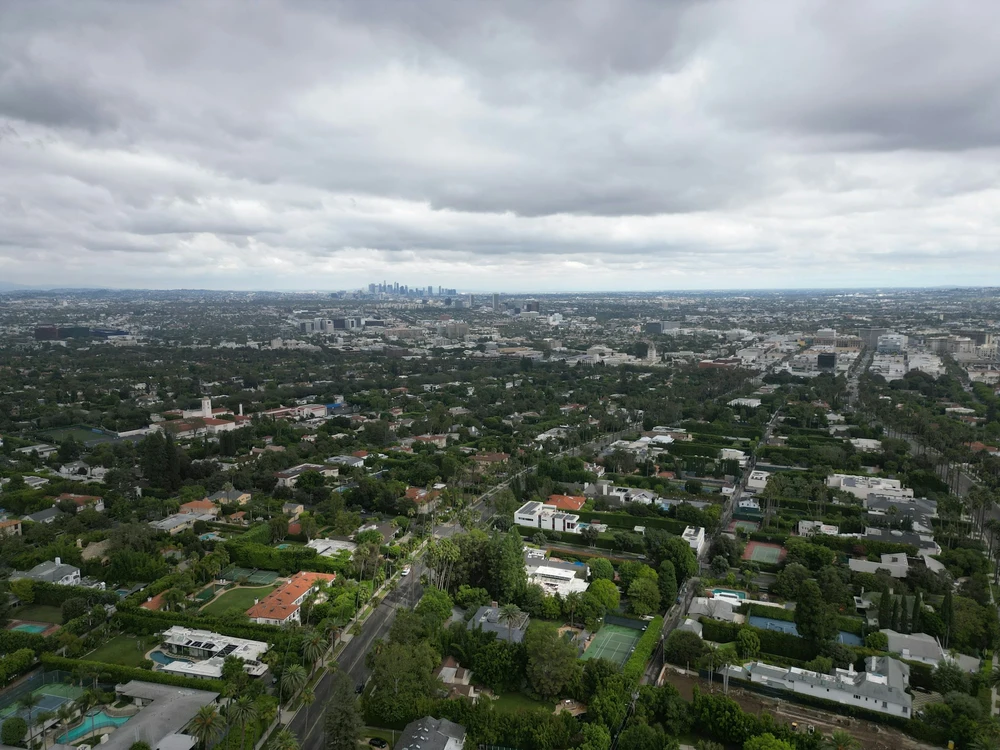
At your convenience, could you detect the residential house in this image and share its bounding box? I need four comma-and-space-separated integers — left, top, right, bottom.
208, 488, 251, 506
245, 571, 336, 626
514, 501, 580, 533
274, 463, 337, 488
22, 507, 62, 524
736, 656, 912, 718
0, 519, 22, 537
414, 434, 449, 449
326, 455, 365, 469
55, 493, 105, 513
16, 444, 57, 458
405, 486, 442, 514
467, 605, 530, 643
798, 520, 839, 536
395, 717, 466, 750
104, 680, 221, 750
160, 626, 269, 678
179, 499, 220, 517
746, 470, 771, 493
12, 557, 103, 588
434, 656, 478, 702
880, 629, 980, 673
828, 474, 914, 501
688, 596, 737, 623
848, 553, 909, 579
150, 514, 199, 535
546, 494, 587, 512
524, 549, 589, 596
282, 502, 305, 521
682, 526, 707, 556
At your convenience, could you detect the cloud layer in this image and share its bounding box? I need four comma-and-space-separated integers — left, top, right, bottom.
2, 0, 1000, 291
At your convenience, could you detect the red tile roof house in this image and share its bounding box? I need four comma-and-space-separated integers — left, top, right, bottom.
178, 499, 220, 517
246, 572, 336, 625
546, 494, 587, 512
405, 487, 442, 514
55, 493, 105, 513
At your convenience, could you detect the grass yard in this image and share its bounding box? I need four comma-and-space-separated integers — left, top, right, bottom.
14, 604, 63, 623
492, 692, 556, 713
201, 584, 278, 616
84, 634, 159, 667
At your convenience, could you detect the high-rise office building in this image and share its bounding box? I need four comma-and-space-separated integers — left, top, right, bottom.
492, 293, 500, 310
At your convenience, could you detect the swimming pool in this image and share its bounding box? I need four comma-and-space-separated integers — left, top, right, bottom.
748, 616, 862, 646
712, 588, 746, 600
149, 650, 194, 666
58, 711, 130, 743
11, 623, 48, 633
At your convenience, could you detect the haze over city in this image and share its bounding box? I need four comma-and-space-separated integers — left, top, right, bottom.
3, 1, 1000, 291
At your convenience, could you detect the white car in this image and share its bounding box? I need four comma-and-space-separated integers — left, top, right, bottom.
401, 566, 411, 577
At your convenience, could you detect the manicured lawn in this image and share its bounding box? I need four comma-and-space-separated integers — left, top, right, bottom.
201, 584, 278, 616
492, 692, 556, 713
14, 604, 64, 624
84, 634, 159, 667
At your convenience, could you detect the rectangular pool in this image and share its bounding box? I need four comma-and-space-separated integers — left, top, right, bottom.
11, 623, 48, 633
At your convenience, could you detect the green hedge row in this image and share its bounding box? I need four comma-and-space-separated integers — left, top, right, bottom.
576, 512, 688, 535
223, 540, 346, 575
31, 581, 119, 608
41, 654, 226, 692
0, 649, 36, 687
0, 630, 49, 656
515, 527, 622, 552
622, 616, 663, 686
699, 618, 820, 662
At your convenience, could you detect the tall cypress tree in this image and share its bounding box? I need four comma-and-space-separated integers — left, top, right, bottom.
899, 594, 910, 633
877, 585, 892, 629
911, 591, 923, 633
942, 589, 955, 648
890, 597, 900, 631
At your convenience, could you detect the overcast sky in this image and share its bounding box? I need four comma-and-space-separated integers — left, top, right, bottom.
2, 1, 1000, 292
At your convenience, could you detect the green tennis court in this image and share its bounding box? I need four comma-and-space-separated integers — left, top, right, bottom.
742, 541, 784, 564
581, 624, 642, 667
220, 565, 279, 585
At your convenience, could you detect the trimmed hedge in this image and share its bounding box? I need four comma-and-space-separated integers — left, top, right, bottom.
699, 617, 819, 662
577, 512, 688, 535
31, 581, 118, 608
0, 630, 48, 656
622, 615, 663, 686
41, 654, 226, 692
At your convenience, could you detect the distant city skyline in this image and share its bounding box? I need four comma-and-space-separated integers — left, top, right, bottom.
3, 3, 1000, 291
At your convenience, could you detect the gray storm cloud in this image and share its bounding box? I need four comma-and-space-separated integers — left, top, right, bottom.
0, 0, 999, 290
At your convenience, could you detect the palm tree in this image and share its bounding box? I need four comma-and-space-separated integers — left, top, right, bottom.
821, 729, 862, 750
20, 693, 41, 743
228, 695, 257, 750
220, 682, 239, 736
279, 664, 307, 707
498, 604, 522, 643
56, 703, 75, 744
299, 687, 314, 727
190, 705, 224, 750
163, 588, 187, 612
269, 729, 299, 750
35, 710, 56, 750
301, 630, 325, 676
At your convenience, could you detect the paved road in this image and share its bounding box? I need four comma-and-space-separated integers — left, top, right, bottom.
291, 563, 424, 750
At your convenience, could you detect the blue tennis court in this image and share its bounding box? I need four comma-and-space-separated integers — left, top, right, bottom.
749, 616, 862, 646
